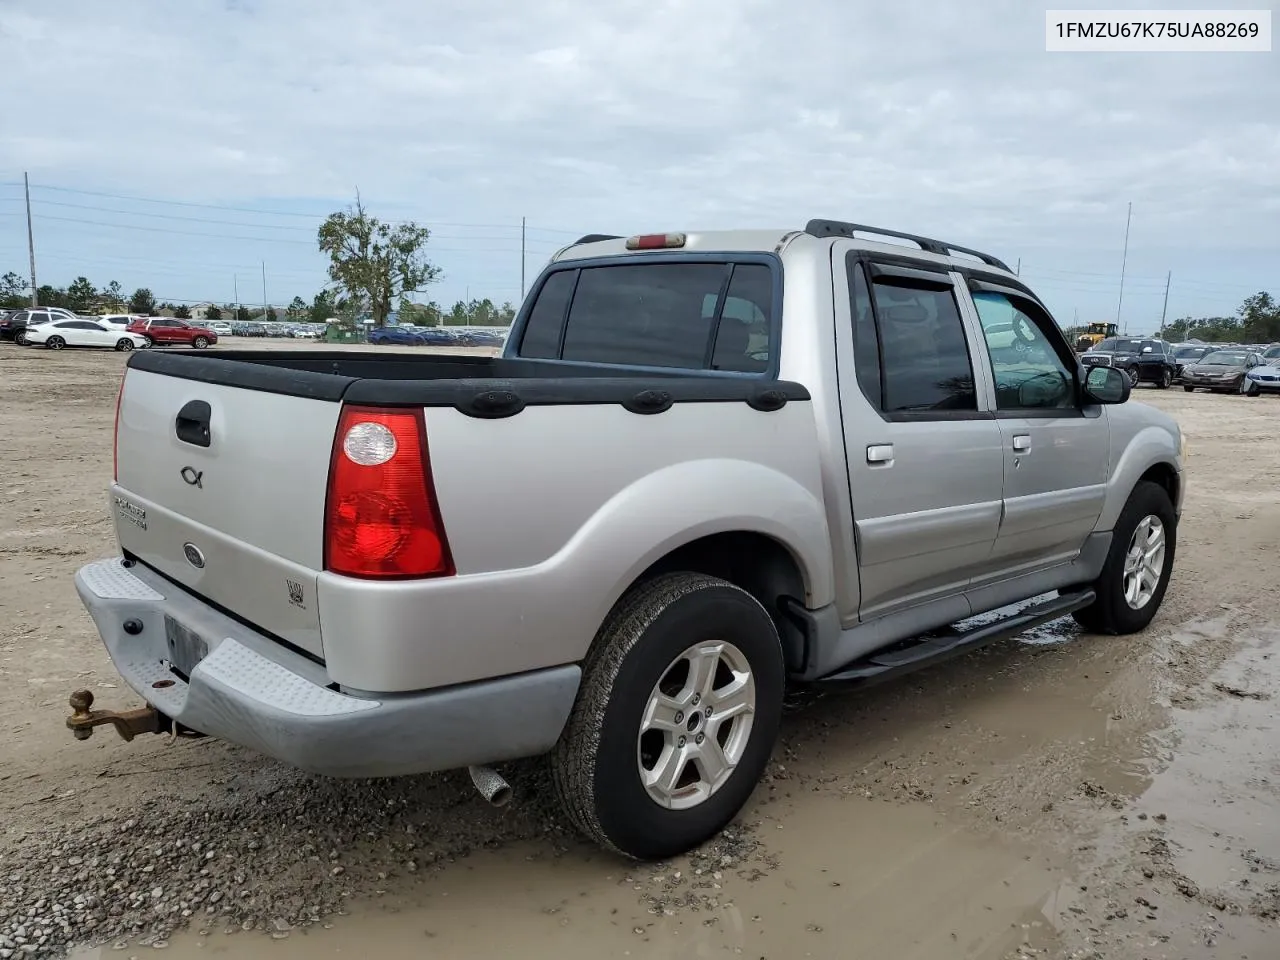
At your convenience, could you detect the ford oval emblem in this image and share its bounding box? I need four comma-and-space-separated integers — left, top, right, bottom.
182, 542, 206, 569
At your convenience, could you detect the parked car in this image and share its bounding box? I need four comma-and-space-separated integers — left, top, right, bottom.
1079, 337, 1177, 388
126, 317, 218, 349
2, 307, 80, 344
210, 322, 234, 337
1169, 344, 1215, 381
1180, 348, 1264, 393
23, 318, 148, 352
1261, 344, 1280, 362
67, 221, 1183, 861
1243, 358, 1280, 396
368, 326, 423, 345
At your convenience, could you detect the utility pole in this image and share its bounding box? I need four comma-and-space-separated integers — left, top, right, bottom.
233, 275, 239, 320
1015, 257, 1020, 276
261, 261, 268, 319
1159, 270, 1171, 336
24, 172, 37, 306
520, 216, 527, 298
1116, 201, 1132, 332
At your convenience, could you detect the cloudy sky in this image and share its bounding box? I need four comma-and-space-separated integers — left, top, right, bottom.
1, 0, 1276, 329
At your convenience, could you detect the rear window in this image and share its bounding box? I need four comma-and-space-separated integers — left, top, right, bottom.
518, 260, 774, 372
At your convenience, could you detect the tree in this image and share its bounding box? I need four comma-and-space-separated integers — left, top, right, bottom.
286, 296, 307, 320
101, 280, 125, 311
1239, 291, 1279, 343
497, 301, 517, 326
65, 277, 97, 313
308, 290, 334, 324
173, 304, 192, 319
317, 195, 442, 327
236, 305, 251, 323
0, 272, 27, 309
266, 306, 278, 322
396, 299, 442, 327
129, 287, 156, 314
205, 304, 222, 321
38, 285, 68, 308
445, 301, 469, 326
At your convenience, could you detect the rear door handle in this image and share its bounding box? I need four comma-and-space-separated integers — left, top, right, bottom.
1012, 434, 1031, 453
175, 399, 212, 448
866, 443, 894, 464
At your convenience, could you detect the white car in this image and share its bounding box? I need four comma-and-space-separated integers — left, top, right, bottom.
210, 321, 234, 336
24, 318, 149, 352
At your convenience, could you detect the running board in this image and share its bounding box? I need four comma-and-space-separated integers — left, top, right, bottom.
813, 590, 1095, 688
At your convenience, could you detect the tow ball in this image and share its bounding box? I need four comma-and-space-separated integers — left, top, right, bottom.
66, 689, 166, 742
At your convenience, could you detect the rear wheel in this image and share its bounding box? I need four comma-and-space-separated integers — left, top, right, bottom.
1071, 481, 1176, 635
46, 336, 65, 350
192, 336, 210, 349
552, 572, 785, 861
1156, 367, 1172, 389
115, 338, 135, 352
1183, 384, 1196, 393
14, 330, 28, 346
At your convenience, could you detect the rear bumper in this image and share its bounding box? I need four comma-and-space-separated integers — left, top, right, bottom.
74, 557, 580, 778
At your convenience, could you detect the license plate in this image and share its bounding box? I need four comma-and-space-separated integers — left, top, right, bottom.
164, 616, 209, 678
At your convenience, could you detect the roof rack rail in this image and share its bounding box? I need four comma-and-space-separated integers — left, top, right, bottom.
574, 234, 623, 244
803, 220, 1011, 273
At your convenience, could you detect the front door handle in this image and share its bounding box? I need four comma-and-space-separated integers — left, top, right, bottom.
866, 443, 894, 464
1012, 434, 1031, 453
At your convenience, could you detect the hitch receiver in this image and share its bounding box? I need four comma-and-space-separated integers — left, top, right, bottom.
66, 689, 164, 742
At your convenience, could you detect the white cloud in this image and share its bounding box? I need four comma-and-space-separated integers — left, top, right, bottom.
0, 0, 1275, 323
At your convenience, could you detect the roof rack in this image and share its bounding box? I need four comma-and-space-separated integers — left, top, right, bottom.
573, 234, 623, 244
803, 220, 1012, 273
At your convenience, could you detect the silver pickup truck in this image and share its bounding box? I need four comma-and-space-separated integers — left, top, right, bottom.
69, 220, 1184, 860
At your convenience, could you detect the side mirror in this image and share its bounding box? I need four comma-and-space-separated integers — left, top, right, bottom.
1083, 365, 1130, 404
1142, 346, 1153, 353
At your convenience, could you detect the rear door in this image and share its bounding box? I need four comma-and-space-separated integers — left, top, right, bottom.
965, 284, 1108, 575
112, 367, 344, 657
833, 246, 1006, 620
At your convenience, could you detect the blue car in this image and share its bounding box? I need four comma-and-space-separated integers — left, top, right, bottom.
368, 326, 421, 346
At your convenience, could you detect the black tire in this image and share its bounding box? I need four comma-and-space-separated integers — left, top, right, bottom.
1183, 384, 1196, 393
193, 336, 210, 349
1156, 367, 1172, 389
1127, 367, 1141, 387
116, 338, 135, 352
46, 336, 65, 350
14, 330, 28, 346
141, 335, 153, 348
1071, 481, 1176, 635
552, 572, 785, 861
1241, 378, 1257, 397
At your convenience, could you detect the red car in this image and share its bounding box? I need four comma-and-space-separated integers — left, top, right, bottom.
126, 317, 218, 349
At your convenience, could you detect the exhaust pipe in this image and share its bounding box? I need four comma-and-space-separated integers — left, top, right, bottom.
468, 765, 513, 807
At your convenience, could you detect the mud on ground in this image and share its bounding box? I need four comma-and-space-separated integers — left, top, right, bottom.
0, 341, 1277, 960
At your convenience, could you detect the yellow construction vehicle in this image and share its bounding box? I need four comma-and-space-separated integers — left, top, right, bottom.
1075, 321, 1118, 353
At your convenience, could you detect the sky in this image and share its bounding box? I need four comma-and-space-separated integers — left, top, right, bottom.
0, 0, 1276, 331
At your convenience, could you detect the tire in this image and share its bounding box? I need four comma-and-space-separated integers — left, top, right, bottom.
14, 330, 28, 346
46, 336, 65, 351
1071, 481, 1176, 635
1239, 377, 1255, 396
141, 335, 153, 348
552, 572, 785, 861
115, 338, 135, 352
1183, 384, 1196, 393
1156, 368, 1172, 389
192, 336, 210, 349
1127, 367, 1141, 387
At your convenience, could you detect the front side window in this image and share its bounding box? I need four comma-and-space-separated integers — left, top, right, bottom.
972, 292, 1076, 411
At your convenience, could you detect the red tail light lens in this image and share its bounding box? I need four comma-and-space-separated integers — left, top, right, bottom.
324, 406, 454, 579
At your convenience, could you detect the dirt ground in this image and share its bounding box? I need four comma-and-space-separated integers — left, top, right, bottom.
1, 339, 1277, 960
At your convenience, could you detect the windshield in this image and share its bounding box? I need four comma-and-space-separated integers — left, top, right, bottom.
1200, 351, 1247, 366
1173, 345, 1211, 360
1264, 345, 1280, 359
1094, 338, 1141, 352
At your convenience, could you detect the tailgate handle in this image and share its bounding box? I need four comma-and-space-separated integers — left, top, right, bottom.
175, 400, 212, 448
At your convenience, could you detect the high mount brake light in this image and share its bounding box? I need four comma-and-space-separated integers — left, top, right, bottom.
625, 233, 687, 250
324, 406, 454, 579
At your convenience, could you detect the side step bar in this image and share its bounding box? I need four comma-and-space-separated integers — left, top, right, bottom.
813, 590, 1095, 688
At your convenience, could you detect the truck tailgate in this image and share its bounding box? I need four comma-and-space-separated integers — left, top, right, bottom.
112, 367, 342, 658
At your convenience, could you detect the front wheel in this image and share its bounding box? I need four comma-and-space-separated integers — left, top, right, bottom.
46, 336, 65, 350
1183, 384, 1196, 393
115, 338, 135, 352
1240, 377, 1256, 396
552, 572, 785, 861
1071, 481, 1176, 635
192, 336, 210, 349
1127, 367, 1141, 388
141, 335, 153, 348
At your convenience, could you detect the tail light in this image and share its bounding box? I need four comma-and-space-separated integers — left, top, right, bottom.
324, 405, 454, 579
112, 376, 125, 481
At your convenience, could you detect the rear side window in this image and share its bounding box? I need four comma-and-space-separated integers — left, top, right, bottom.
518, 260, 774, 372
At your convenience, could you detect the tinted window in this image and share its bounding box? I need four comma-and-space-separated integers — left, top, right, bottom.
519, 270, 576, 359
846, 260, 882, 409
972, 292, 1075, 411
870, 279, 976, 412
560, 263, 728, 368
709, 264, 771, 373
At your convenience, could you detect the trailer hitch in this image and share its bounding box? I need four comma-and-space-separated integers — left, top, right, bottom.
66, 689, 166, 742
